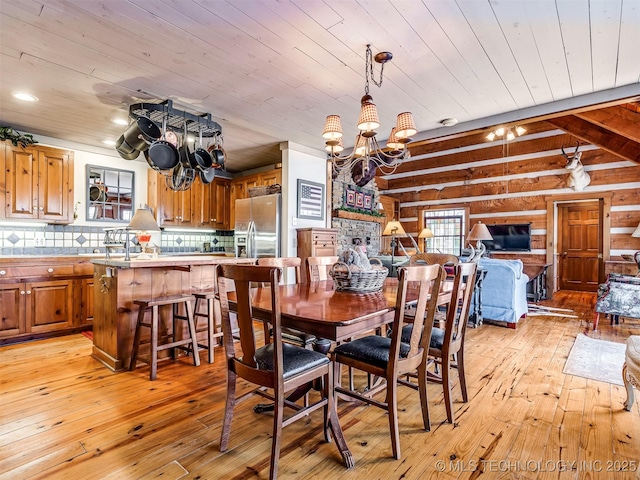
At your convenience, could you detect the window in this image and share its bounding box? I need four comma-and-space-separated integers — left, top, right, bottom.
423, 209, 466, 255
87, 165, 134, 222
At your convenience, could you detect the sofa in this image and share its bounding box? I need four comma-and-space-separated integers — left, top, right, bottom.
473, 257, 529, 327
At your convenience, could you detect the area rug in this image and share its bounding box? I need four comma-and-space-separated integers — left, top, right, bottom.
563, 333, 626, 385
81, 330, 93, 341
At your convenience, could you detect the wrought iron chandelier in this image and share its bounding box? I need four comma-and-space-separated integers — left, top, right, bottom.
322, 45, 416, 187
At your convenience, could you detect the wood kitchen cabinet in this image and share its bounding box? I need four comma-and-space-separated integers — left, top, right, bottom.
0, 257, 93, 345
1, 144, 74, 223
296, 227, 338, 283
148, 170, 231, 229
229, 168, 282, 227
212, 177, 230, 229
148, 169, 195, 227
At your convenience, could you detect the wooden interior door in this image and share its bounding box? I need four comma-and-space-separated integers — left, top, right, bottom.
558, 202, 601, 292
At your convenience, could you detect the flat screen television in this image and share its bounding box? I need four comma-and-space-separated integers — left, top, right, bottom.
482, 223, 532, 252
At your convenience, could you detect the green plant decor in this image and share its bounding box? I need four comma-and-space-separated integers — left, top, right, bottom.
0, 126, 38, 148
336, 206, 384, 218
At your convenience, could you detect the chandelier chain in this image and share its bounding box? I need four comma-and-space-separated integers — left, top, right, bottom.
365, 44, 384, 95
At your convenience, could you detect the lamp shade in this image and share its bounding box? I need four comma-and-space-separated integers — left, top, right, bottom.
354, 134, 368, 157
383, 220, 406, 237
386, 127, 404, 150
128, 208, 160, 231
418, 227, 434, 239
395, 112, 417, 139
633, 222, 640, 238
467, 222, 493, 241
322, 115, 343, 140
357, 100, 380, 131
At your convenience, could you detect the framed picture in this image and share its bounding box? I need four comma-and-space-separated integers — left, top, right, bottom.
344, 186, 374, 212
355, 192, 364, 208
297, 179, 324, 220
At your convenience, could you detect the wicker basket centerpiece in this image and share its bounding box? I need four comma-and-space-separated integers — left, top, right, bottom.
329, 248, 388, 293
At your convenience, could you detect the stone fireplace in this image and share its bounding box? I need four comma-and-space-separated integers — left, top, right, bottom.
330, 170, 385, 257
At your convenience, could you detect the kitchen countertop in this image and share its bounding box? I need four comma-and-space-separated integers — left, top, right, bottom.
92, 255, 250, 268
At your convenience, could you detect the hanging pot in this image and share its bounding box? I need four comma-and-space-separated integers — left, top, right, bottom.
200, 167, 216, 185
189, 124, 213, 171
146, 116, 179, 171
115, 135, 140, 160
89, 184, 108, 202
166, 163, 196, 191
206, 134, 226, 169
122, 115, 161, 152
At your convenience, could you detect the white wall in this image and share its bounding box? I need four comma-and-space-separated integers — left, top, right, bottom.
279, 141, 328, 258
30, 133, 150, 226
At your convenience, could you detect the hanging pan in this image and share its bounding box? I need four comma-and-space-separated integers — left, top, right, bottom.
146, 116, 179, 171
189, 124, 213, 171
199, 167, 216, 185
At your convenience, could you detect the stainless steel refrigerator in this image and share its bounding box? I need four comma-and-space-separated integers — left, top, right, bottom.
234, 193, 281, 258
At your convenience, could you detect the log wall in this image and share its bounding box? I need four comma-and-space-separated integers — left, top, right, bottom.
379, 121, 640, 267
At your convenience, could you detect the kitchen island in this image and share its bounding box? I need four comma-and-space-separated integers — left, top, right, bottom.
91, 255, 254, 372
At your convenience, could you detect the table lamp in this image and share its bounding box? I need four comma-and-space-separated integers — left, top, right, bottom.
128, 208, 161, 259
383, 220, 406, 272
418, 226, 434, 252
467, 222, 493, 261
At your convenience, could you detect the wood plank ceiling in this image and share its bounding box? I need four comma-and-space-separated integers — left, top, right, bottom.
0, 0, 639, 172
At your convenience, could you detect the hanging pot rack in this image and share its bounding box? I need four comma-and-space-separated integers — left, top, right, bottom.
128, 99, 222, 138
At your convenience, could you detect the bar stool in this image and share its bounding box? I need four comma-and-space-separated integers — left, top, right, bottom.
184, 289, 224, 363
129, 294, 200, 380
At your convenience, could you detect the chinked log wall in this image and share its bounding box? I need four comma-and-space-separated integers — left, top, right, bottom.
379, 121, 640, 266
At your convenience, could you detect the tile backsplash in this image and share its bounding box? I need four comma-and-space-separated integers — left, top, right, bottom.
0, 225, 234, 256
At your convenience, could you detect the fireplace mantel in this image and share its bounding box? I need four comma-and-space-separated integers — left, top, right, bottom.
333, 210, 385, 224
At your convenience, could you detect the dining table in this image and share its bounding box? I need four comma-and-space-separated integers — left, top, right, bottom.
243, 277, 452, 343
225, 276, 453, 469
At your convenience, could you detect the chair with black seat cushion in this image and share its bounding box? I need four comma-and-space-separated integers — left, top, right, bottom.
401, 261, 477, 425
306, 256, 339, 282
256, 257, 316, 348
332, 264, 444, 459
216, 264, 351, 479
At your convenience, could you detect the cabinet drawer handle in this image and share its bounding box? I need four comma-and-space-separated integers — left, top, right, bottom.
48, 268, 54, 273
26, 290, 31, 295
0, 270, 5, 276
20, 290, 26, 295
39, 207, 44, 211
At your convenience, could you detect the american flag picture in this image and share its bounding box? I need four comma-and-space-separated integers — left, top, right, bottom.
297, 179, 324, 220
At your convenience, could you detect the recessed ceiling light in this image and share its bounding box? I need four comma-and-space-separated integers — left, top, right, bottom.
112, 118, 129, 126
13, 92, 39, 102
440, 118, 458, 127
102, 139, 116, 146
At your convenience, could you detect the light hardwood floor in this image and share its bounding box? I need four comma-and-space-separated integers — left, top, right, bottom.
1, 291, 639, 480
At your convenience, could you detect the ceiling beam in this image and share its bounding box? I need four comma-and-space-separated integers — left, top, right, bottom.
574, 105, 640, 143
546, 115, 640, 164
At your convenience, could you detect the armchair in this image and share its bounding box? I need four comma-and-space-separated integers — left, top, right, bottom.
594, 273, 640, 330
473, 258, 529, 327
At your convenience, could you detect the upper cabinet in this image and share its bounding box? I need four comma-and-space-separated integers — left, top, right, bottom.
1, 144, 74, 223
147, 170, 231, 229
229, 169, 282, 227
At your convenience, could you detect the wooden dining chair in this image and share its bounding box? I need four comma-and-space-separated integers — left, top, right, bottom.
216, 264, 351, 479
332, 264, 445, 459
306, 256, 339, 283
256, 257, 315, 349
400, 261, 477, 425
